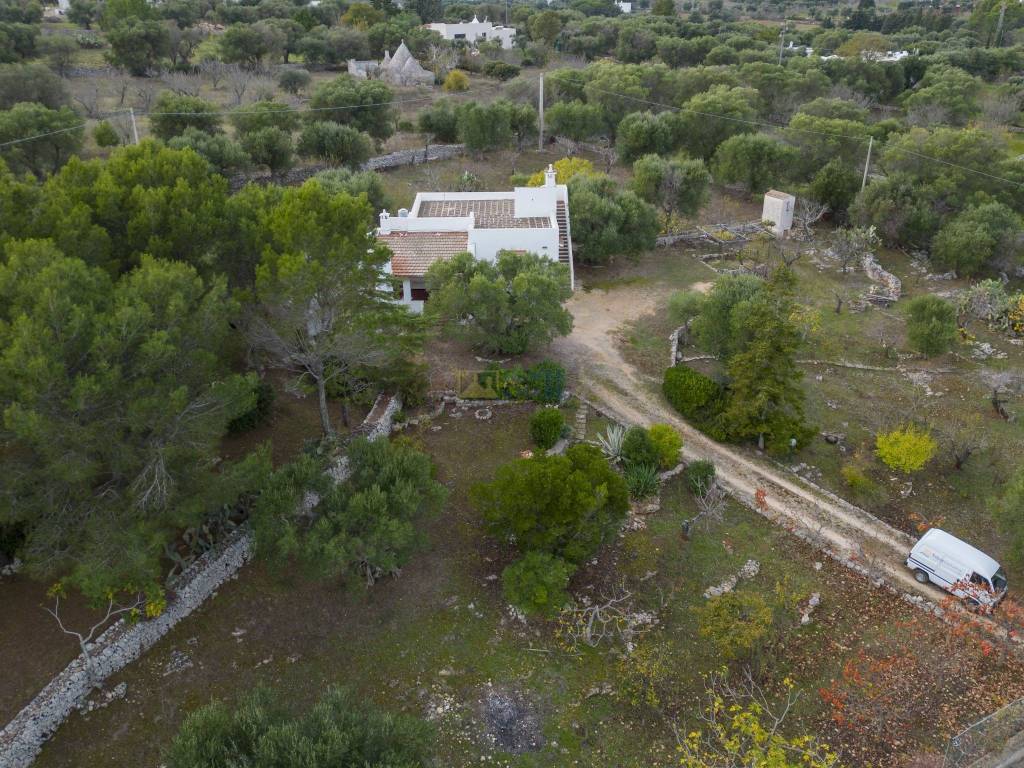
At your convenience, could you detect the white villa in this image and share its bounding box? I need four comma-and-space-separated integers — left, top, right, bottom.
424, 17, 517, 49
377, 166, 574, 313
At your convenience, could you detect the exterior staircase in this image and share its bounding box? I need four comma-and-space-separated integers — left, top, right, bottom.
555, 201, 571, 265
555, 199, 576, 290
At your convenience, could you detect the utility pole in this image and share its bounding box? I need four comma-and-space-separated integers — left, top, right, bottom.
861, 135, 873, 192
538, 73, 544, 152
128, 107, 139, 145
778, 23, 785, 65
993, 0, 1007, 47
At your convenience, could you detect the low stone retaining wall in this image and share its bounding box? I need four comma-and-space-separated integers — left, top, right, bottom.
0, 530, 253, 768
227, 144, 464, 192
362, 144, 463, 172
0, 394, 403, 768
668, 325, 686, 367
862, 253, 902, 305
359, 392, 404, 441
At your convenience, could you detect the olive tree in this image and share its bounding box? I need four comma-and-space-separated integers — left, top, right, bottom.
424, 250, 573, 355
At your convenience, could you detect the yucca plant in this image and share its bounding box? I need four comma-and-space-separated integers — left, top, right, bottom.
597, 424, 626, 463
625, 463, 659, 500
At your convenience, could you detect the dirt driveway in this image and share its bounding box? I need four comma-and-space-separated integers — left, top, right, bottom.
552, 281, 1009, 622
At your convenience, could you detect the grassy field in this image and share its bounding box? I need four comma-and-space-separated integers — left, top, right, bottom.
22, 396, 1024, 768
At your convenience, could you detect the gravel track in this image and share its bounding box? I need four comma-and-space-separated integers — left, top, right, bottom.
552, 283, 1015, 626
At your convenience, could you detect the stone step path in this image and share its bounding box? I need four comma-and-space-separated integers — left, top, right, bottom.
573, 402, 588, 441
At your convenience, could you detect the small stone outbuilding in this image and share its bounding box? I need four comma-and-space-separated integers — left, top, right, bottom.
348, 41, 434, 86
762, 190, 795, 237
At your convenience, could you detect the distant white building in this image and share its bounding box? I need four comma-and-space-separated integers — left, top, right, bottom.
424, 16, 517, 49
616, 1, 632, 12
874, 49, 912, 62
377, 165, 573, 312
762, 190, 795, 238
818, 49, 914, 63
348, 41, 434, 86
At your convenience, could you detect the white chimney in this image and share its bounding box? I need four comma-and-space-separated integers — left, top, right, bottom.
544, 164, 556, 188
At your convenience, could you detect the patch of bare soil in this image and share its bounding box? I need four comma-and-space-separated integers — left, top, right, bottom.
219, 370, 367, 467
0, 578, 110, 723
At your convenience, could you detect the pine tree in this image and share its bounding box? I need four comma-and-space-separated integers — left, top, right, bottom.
720, 269, 811, 452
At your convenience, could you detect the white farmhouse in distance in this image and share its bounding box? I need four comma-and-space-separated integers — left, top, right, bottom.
616, 1, 632, 12
424, 16, 517, 48
377, 166, 574, 313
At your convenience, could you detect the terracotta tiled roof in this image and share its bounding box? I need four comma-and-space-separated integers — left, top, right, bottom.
378, 231, 469, 277
418, 198, 552, 229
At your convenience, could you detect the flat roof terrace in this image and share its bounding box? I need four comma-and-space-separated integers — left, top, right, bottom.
416, 198, 552, 229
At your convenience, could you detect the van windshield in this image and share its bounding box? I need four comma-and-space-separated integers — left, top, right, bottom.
992, 569, 1007, 592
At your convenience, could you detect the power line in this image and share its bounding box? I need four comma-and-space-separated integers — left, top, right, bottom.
0, 122, 90, 149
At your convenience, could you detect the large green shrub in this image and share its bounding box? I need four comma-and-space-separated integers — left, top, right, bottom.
648, 424, 682, 469
905, 294, 958, 357
230, 100, 300, 137
690, 274, 763, 359
240, 126, 294, 173
663, 365, 725, 427
529, 407, 565, 450
621, 425, 660, 467
252, 437, 446, 582
483, 60, 520, 80
502, 551, 574, 616
92, 120, 120, 148
472, 444, 629, 565
166, 686, 432, 768
278, 68, 311, 95
667, 290, 704, 326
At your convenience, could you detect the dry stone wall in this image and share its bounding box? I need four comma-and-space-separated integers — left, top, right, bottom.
0, 395, 403, 768
0, 531, 252, 768
227, 144, 465, 192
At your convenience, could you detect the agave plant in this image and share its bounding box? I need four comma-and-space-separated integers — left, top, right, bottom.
597, 424, 626, 463
625, 463, 659, 501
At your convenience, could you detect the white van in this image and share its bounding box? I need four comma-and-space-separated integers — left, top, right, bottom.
907, 528, 1008, 610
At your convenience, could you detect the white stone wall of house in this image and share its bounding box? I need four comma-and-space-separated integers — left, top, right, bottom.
424, 18, 517, 48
